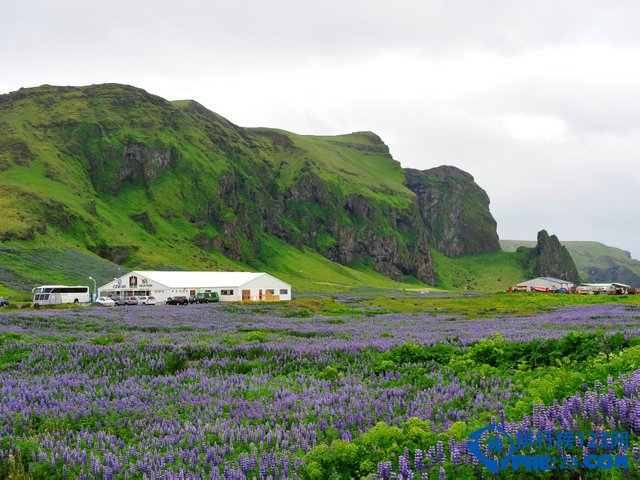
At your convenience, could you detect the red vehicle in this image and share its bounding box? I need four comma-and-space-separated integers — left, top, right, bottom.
532, 286, 550, 292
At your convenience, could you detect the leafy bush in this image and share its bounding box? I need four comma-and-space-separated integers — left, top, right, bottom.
244, 330, 270, 343
302, 418, 440, 479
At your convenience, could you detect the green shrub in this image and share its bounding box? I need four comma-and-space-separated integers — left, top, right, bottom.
284, 308, 312, 318
244, 331, 269, 343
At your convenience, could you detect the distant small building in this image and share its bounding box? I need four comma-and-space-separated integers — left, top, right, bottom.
98, 271, 292, 303
578, 283, 630, 295
516, 277, 574, 292
613, 283, 631, 294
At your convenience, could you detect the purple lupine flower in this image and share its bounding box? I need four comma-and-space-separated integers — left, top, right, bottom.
436, 441, 444, 463
377, 460, 393, 480
398, 455, 412, 478
439, 466, 446, 480
1, 302, 639, 478
414, 449, 423, 472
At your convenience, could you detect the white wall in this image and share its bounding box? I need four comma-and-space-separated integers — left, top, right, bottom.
241, 275, 292, 301
98, 273, 171, 300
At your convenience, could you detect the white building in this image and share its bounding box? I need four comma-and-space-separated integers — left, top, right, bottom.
515, 277, 574, 292
98, 271, 292, 303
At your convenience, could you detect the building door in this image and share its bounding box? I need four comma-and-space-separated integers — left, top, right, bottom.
190, 290, 196, 296
242, 289, 251, 301
259, 289, 263, 301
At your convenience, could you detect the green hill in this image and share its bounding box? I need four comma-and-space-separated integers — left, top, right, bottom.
430, 249, 527, 292
0, 84, 504, 295
501, 240, 640, 286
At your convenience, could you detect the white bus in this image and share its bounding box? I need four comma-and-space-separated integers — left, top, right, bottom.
32, 285, 91, 307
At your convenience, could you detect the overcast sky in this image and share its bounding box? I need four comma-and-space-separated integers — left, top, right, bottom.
2, 0, 639, 259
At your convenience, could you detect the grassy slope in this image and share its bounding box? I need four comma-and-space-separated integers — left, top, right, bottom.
0, 247, 124, 300
362, 289, 640, 317
253, 236, 425, 293
262, 129, 414, 208
562, 241, 640, 277
0, 86, 426, 294
431, 249, 526, 292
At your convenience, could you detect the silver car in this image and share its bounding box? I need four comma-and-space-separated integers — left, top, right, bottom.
96, 297, 115, 307
138, 296, 157, 305
125, 296, 140, 306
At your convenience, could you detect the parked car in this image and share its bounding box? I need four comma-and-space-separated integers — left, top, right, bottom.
189, 294, 207, 304
110, 296, 127, 306
96, 297, 115, 307
166, 296, 189, 305
138, 296, 157, 305
125, 296, 140, 305
199, 292, 219, 303
0, 297, 9, 307
189, 293, 220, 304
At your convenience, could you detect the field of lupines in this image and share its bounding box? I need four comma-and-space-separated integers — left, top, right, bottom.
1, 297, 640, 479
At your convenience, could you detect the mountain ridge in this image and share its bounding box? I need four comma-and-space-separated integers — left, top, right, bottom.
0, 83, 502, 291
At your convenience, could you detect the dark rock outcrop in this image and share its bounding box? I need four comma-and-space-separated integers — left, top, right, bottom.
518, 230, 580, 281
121, 144, 174, 185
584, 264, 640, 286
533, 230, 579, 281
404, 166, 500, 257
88, 244, 138, 264
269, 173, 435, 284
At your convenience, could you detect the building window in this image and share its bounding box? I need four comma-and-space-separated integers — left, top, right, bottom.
266, 289, 275, 294
221, 289, 234, 296
280, 289, 288, 295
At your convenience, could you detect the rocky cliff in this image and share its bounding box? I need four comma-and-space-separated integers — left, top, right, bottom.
517, 230, 580, 282
404, 166, 500, 257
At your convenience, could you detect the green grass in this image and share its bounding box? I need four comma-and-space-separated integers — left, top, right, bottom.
0, 285, 28, 301
431, 249, 526, 292
361, 291, 640, 318
253, 128, 414, 208
0, 247, 123, 294
250, 236, 427, 292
